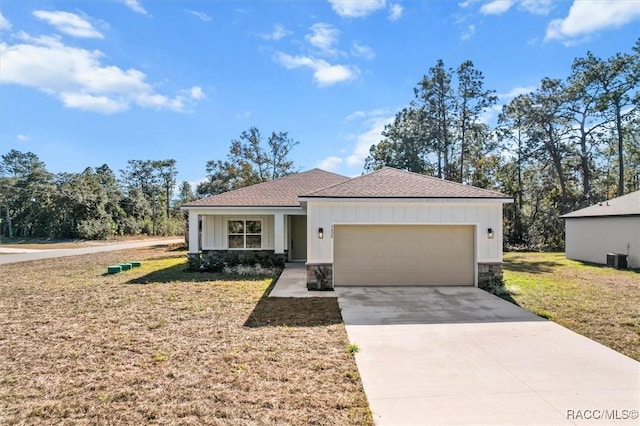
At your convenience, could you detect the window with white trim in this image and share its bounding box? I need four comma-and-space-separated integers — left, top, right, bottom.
228, 220, 262, 249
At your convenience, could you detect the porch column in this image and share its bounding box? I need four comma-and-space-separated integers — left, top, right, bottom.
274, 213, 285, 254
188, 211, 199, 254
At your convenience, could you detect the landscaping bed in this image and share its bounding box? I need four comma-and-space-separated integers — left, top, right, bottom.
0, 246, 371, 425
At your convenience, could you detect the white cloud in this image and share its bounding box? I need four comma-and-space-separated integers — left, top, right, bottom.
317, 156, 343, 171
461, 24, 476, 40
346, 115, 393, 166
480, 0, 514, 15
0, 12, 11, 31
498, 85, 535, 100
135, 92, 185, 111
235, 111, 252, 120
276, 52, 358, 86
17, 134, 29, 141
519, 0, 552, 15
459, 0, 479, 7
478, 104, 502, 125
261, 24, 291, 41
33, 10, 104, 39
346, 108, 387, 121
478, 85, 535, 125
545, 0, 640, 43
346, 110, 367, 121
188, 86, 205, 100
120, 0, 148, 15
0, 33, 202, 114
187, 10, 212, 22
61, 93, 127, 113
479, 0, 550, 15
305, 23, 340, 56
351, 41, 375, 60
318, 109, 392, 170
388, 3, 404, 21
328, 0, 387, 18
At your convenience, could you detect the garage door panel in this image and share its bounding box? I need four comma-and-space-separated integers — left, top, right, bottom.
334, 225, 474, 286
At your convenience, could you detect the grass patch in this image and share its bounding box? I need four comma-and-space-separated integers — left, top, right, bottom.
152, 351, 168, 362
503, 252, 640, 361
532, 309, 553, 320
347, 343, 359, 355
0, 246, 372, 425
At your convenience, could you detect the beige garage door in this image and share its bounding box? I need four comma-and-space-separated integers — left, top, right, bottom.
333, 225, 475, 286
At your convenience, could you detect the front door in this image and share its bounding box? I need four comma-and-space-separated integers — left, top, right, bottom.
289, 215, 307, 261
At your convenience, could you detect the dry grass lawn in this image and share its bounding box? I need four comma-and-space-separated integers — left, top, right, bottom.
503, 252, 640, 361
0, 246, 372, 425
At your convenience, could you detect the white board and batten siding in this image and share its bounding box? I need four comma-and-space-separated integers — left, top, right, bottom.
306, 200, 505, 266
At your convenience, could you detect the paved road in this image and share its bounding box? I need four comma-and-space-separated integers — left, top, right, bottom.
0, 238, 184, 265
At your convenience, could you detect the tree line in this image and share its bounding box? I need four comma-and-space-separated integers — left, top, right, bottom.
366, 39, 639, 250
0, 128, 297, 240
1, 41, 637, 249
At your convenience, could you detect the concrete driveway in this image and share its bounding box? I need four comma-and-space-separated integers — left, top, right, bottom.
336, 286, 640, 426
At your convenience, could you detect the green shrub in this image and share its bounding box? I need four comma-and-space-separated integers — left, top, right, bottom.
192, 251, 284, 273
208, 256, 226, 272
216, 252, 234, 268
485, 277, 519, 297
186, 256, 207, 271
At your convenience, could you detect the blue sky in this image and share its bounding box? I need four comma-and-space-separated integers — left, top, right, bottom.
1, 0, 639, 186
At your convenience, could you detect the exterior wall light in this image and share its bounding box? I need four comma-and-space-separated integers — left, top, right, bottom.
487, 228, 494, 239
318, 227, 324, 239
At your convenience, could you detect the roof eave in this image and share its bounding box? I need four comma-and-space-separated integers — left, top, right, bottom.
181, 204, 303, 210
299, 196, 513, 203
561, 213, 640, 219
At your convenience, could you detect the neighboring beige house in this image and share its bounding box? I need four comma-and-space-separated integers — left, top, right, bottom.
182, 167, 513, 289
561, 190, 640, 269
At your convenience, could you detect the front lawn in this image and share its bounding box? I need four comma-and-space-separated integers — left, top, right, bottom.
0, 246, 372, 425
502, 252, 640, 361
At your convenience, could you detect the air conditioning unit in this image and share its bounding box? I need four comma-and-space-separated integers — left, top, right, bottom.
606, 253, 628, 269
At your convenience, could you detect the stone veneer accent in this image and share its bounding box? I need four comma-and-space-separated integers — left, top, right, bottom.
306, 263, 334, 291
477, 262, 504, 290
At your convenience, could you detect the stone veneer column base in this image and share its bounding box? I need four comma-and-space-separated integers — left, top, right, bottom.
306, 263, 334, 291
477, 262, 503, 290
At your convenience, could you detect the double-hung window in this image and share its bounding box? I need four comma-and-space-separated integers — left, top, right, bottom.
228, 220, 262, 249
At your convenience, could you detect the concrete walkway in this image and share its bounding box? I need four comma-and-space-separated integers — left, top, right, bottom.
336, 286, 640, 426
268, 263, 336, 297
0, 238, 184, 264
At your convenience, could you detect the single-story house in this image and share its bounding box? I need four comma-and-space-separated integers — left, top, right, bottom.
182, 167, 513, 289
561, 190, 639, 268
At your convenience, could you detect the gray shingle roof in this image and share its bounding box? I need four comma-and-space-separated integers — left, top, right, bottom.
303, 167, 510, 199
183, 167, 512, 208
182, 169, 350, 207
561, 191, 640, 218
